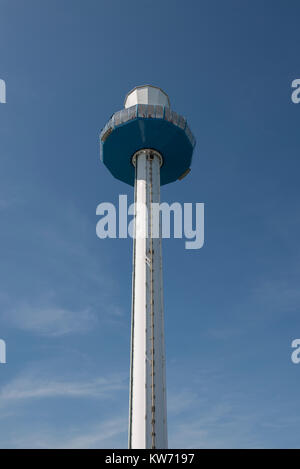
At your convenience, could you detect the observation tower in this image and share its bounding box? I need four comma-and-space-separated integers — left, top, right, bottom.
100, 85, 196, 449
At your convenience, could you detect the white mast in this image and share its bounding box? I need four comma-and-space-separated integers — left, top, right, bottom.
129, 148, 167, 449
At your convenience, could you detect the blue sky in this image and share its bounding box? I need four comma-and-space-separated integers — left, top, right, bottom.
0, 0, 300, 448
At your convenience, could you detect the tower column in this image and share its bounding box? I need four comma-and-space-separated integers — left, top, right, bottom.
129, 149, 168, 449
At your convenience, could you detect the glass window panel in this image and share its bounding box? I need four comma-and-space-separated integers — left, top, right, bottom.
122, 108, 130, 123
185, 125, 196, 147
138, 104, 147, 118
128, 105, 137, 120
171, 111, 179, 125
178, 115, 186, 129
164, 107, 171, 121
113, 111, 122, 126
100, 124, 106, 139
155, 105, 164, 119
147, 104, 155, 118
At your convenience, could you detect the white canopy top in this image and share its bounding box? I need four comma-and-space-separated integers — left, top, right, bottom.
124, 85, 170, 109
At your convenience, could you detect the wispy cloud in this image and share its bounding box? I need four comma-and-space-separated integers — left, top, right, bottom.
56, 417, 127, 449
167, 389, 201, 415
0, 370, 127, 402
0, 199, 12, 210
252, 279, 300, 316
166, 363, 300, 449
0, 193, 20, 210
0, 366, 128, 448
0, 200, 126, 336
3, 303, 97, 337
4, 416, 127, 449
168, 392, 268, 449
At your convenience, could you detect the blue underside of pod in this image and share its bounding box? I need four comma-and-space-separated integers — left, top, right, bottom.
101, 118, 194, 186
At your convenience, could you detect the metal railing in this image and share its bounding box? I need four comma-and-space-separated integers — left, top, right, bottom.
100, 104, 196, 148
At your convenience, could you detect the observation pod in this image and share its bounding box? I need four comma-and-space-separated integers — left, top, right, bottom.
100, 85, 196, 449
